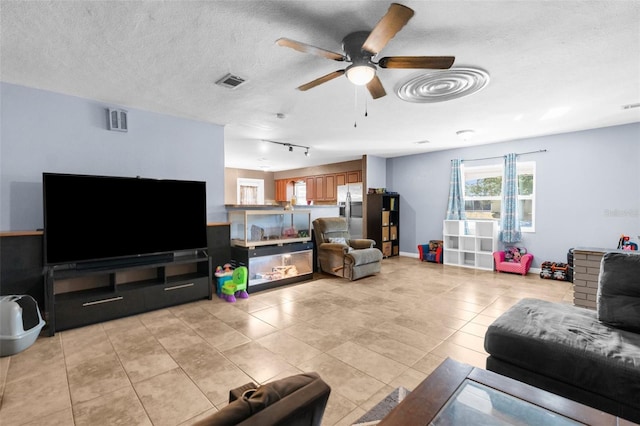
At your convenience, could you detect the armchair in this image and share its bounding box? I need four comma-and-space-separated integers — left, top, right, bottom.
312, 217, 383, 280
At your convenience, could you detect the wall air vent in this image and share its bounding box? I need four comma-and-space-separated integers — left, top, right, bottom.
107, 108, 128, 132
216, 73, 246, 89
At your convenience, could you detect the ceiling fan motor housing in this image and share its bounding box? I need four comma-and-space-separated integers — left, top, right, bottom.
342, 31, 375, 63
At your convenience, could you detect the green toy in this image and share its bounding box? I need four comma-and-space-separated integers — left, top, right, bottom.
221, 266, 249, 303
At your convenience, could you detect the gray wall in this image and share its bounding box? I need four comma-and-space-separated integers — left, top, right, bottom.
388, 123, 640, 266
0, 82, 226, 231
365, 155, 387, 190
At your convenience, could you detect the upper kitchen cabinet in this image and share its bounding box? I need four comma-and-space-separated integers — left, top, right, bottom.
335, 173, 346, 187
347, 171, 361, 183
305, 177, 315, 202
314, 176, 326, 200
275, 179, 295, 202
324, 174, 336, 200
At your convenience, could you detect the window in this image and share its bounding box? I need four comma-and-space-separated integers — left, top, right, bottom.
462, 161, 536, 232
237, 178, 264, 205
294, 180, 306, 205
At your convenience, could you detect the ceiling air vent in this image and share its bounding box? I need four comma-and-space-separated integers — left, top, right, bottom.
216, 73, 246, 89
622, 103, 640, 110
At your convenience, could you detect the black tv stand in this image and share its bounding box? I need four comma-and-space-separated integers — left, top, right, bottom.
44, 251, 212, 335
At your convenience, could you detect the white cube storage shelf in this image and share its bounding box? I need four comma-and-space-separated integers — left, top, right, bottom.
443, 220, 499, 270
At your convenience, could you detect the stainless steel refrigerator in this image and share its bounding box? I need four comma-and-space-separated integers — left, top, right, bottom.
337, 183, 363, 239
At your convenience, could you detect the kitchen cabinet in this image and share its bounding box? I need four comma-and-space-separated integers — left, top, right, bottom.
306, 177, 315, 201
315, 176, 325, 200
275, 179, 289, 202
347, 171, 361, 183
280, 170, 361, 202
324, 174, 336, 200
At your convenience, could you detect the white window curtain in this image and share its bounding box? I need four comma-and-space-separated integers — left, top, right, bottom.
239, 185, 258, 205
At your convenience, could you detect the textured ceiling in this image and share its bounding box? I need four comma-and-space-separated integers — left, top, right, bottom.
2, 1, 639, 171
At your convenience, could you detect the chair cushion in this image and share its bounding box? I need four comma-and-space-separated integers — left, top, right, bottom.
328, 237, 347, 245
346, 248, 383, 266
597, 251, 640, 332
504, 246, 527, 262
484, 298, 640, 410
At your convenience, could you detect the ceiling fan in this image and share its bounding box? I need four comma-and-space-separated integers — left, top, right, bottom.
276, 2, 455, 99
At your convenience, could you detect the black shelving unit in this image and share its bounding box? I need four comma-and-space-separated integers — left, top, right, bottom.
366, 193, 400, 257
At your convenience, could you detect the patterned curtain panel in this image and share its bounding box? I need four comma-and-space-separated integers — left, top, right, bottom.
499, 153, 521, 243
446, 159, 466, 220
240, 185, 258, 205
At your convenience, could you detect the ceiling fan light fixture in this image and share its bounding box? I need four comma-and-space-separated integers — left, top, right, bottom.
346, 63, 376, 85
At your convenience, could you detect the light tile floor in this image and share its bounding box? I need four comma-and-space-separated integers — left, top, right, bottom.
0, 256, 573, 425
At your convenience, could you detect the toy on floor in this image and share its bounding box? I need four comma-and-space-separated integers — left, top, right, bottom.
418, 240, 443, 263
214, 263, 234, 297
221, 266, 249, 303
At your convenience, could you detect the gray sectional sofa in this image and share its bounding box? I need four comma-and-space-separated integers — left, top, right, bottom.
484, 251, 640, 423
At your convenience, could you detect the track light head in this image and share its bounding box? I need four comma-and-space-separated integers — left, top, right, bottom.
304, 149, 310, 157
288, 146, 293, 152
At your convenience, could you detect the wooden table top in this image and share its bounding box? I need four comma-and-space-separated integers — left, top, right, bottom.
378, 358, 635, 426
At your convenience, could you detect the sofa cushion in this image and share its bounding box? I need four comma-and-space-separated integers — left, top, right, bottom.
484, 298, 640, 410
597, 252, 640, 332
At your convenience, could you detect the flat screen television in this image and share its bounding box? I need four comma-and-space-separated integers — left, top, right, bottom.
43, 172, 207, 266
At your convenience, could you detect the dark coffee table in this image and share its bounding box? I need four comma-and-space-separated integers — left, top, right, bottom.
379, 358, 635, 425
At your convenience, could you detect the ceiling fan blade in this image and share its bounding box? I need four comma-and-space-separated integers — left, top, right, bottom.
297, 70, 346, 91
276, 38, 345, 61
366, 75, 387, 99
362, 3, 414, 54
378, 56, 455, 69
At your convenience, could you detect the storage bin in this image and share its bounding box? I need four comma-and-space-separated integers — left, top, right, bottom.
0, 295, 45, 356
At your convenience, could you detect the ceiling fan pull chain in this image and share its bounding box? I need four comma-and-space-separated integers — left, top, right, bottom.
365, 94, 368, 117
354, 86, 358, 127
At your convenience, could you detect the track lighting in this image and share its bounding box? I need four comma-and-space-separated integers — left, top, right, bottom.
262, 139, 311, 157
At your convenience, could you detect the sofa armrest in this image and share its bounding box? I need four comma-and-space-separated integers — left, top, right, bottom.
349, 238, 376, 249
521, 253, 534, 269
493, 251, 506, 263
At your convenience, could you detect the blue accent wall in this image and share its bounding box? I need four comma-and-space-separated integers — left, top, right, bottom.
387, 123, 640, 265
0, 82, 226, 231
